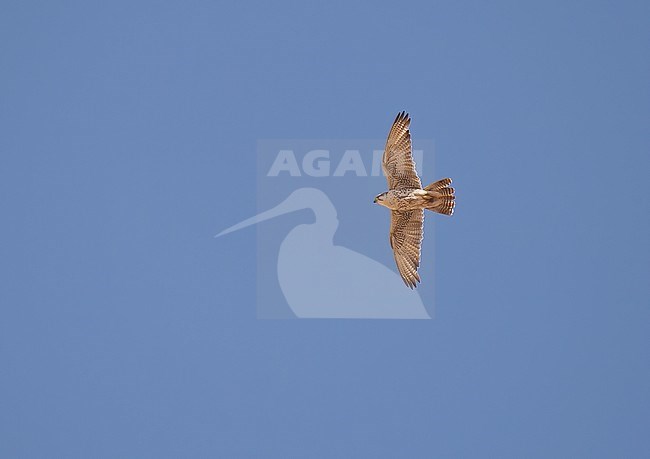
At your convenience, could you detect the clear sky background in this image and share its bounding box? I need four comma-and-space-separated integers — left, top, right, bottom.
1, 1, 649, 457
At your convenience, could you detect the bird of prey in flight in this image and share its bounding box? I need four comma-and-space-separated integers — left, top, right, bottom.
374, 111, 455, 288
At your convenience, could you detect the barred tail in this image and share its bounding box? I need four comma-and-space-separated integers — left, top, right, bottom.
424, 178, 455, 216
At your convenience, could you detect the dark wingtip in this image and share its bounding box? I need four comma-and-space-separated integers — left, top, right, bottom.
404, 277, 419, 289
395, 110, 410, 123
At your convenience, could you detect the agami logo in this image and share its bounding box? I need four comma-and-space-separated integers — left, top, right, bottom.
266, 149, 423, 177
217, 138, 438, 319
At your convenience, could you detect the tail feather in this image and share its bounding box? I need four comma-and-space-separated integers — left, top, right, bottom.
428, 187, 454, 197
424, 178, 452, 191
424, 178, 455, 216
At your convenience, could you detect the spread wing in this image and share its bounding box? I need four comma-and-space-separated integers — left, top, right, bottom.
390, 209, 424, 288
382, 111, 422, 190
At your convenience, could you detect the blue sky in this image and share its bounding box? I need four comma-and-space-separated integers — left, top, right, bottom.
1, 1, 649, 457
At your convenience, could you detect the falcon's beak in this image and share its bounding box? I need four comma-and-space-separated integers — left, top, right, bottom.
373, 197, 378, 203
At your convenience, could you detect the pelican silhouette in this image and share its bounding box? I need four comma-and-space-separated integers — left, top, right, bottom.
216, 187, 430, 319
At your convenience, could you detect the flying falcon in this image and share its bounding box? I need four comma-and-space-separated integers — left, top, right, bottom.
374, 111, 455, 288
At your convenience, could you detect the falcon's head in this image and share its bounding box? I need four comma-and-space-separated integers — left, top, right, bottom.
374, 192, 387, 204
